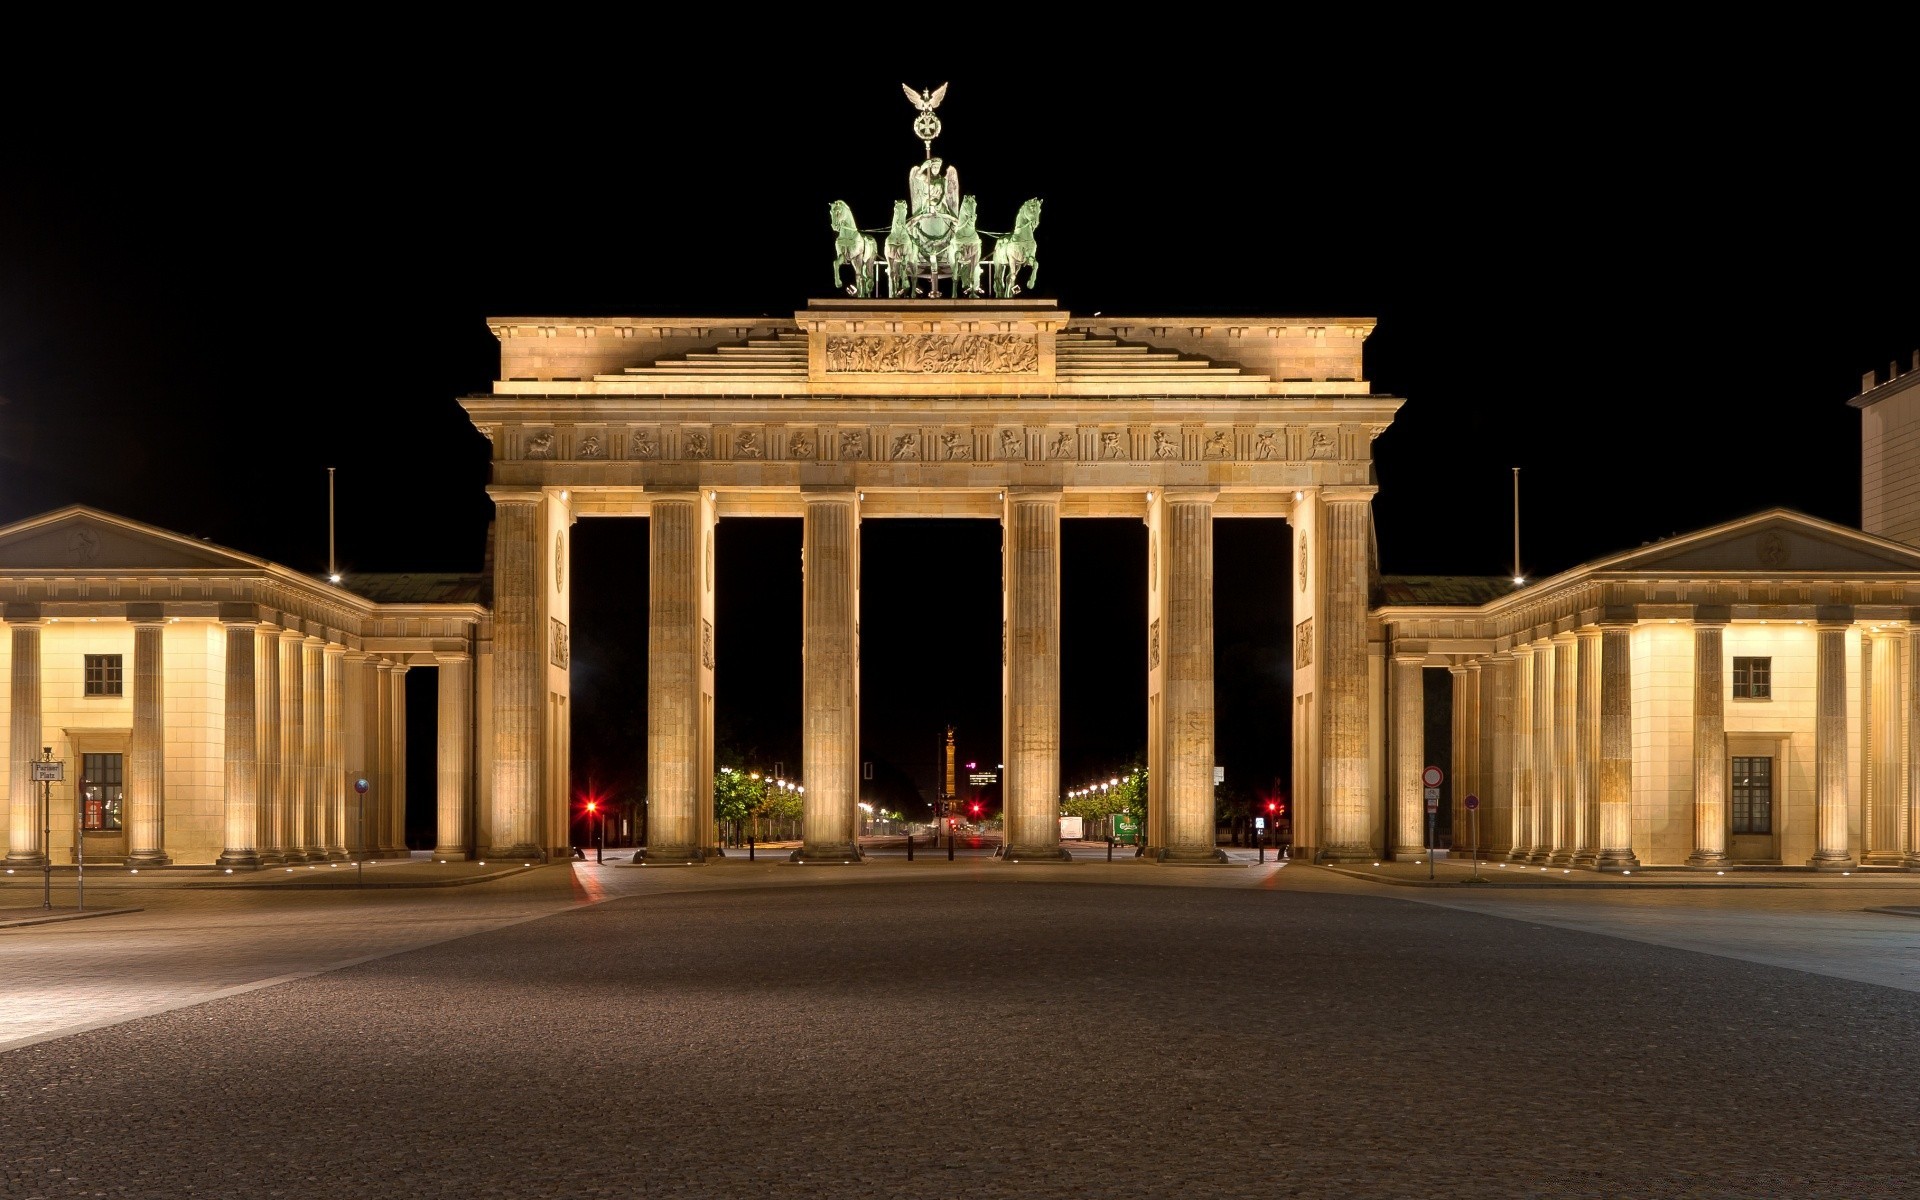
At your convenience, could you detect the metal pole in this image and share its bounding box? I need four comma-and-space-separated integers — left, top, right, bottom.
41, 748, 52, 910
328, 466, 337, 579
1472, 808, 1481, 882
75, 781, 84, 912
1511, 466, 1522, 582
1426, 810, 1434, 881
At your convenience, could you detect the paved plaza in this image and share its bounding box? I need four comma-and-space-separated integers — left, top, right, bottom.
3, 859, 1919, 1198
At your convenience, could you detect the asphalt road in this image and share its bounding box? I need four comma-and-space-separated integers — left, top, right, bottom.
3, 878, 1917, 1198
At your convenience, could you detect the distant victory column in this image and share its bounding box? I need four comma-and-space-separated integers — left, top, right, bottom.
943, 726, 957, 815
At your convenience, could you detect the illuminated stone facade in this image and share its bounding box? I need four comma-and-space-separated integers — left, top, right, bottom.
0, 509, 485, 866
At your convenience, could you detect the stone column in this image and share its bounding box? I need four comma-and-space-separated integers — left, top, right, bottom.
645, 494, 710, 863
1596, 618, 1639, 870
1391, 650, 1426, 860
360, 655, 383, 856
435, 650, 473, 860
342, 651, 369, 858
1866, 631, 1903, 863
256, 624, 283, 863
301, 637, 326, 861
126, 615, 171, 865
1687, 615, 1729, 867
1483, 653, 1513, 856
217, 619, 261, 868
1318, 488, 1375, 862
1907, 626, 1920, 870
1809, 617, 1856, 869
1548, 633, 1576, 864
1157, 491, 1221, 863
1455, 663, 1482, 857
6, 614, 45, 866
389, 664, 408, 854
488, 490, 544, 859
1529, 640, 1553, 862
323, 645, 346, 860
1508, 643, 1534, 861
1002, 491, 1068, 861
1572, 628, 1602, 867
279, 629, 306, 861
797, 491, 861, 862
374, 659, 394, 854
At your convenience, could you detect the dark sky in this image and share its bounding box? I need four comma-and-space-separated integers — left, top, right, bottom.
3, 39, 1912, 821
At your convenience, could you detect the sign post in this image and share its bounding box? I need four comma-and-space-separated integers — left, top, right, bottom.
1422, 766, 1444, 880
32, 751, 64, 910
1464, 793, 1481, 881
354, 778, 369, 882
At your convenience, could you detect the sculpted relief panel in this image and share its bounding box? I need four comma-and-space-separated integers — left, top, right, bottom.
824, 333, 1039, 374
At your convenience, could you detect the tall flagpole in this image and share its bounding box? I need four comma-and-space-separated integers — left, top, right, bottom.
328, 467, 338, 583
1511, 466, 1522, 585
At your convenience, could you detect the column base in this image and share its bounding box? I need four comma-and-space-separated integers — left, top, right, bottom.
1391, 844, 1430, 862
486, 843, 545, 862
1905, 854, 1920, 871
1570, 852, 1599, 869
1595, 850, 1641, 871
1159, 848, 1232, 865
1685, 850, 1729, 868
1862, 851, 1908, 867
1505, 847, 1533, 862
322, 850, 349, 862
632, 846, 707, 864
999, 845, 1072, 863
215, 851, 262, 869
5, 851, 48, 867
125, 851, 173, 867
299, 846, 327, 863
1807, 851, 1859, 871
431, 847, 473, 862
789, 844, 863, 864
1317, 845, 1376, 864
1547, 851, 1576, 867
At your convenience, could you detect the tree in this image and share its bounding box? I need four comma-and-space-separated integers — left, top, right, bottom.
713, 767, 765, 845
1063, 765, 1147, 839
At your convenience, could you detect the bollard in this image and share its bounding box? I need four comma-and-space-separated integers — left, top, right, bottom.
906, 834, 914, 862
948, 833, 955, 862
1258, 836, 1265, 864
749, 836, 756, 862
1107, 837, 1114, 863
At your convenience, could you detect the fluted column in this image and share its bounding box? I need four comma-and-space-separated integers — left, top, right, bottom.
359, 655, 383, 855
1483, 654, 1514, 856
1508, 643, 1535, 861
645, 494, 712, 862
1596, 619, 1639, 870
217, 619, 261, 868
322, 645, 346, 860
301, 637, 326, 860
343, 651, 370, 857
1318, 488, 1375, 862
1002, 491, 1067, 861
6, 616, 45, 866
1158, 491, 1220, 863
797, 491, 861, 862
1529, 641, 1554, 862
1866, 631, 1903, 863
374, 659, 395, 854
389, 664, 408, 854
488, 490, 544, 859
1907, 626, 1920, 870
1391, 650, 1426, 859
435, 650, 473, 860
279, 629, 306, 861
126, 616, 171, 865
1455, 663, 1482, 857
1809, 618, 1856, 869
256, 624, 283, 864
1548, 633, 1576, 864
1572, 628, 1601, 867
1687, 617, 1729, 867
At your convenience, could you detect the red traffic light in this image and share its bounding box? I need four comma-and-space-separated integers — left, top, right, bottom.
1266, 800, 1277, 813
586, 800, 597, 813
970, 802, 981, 816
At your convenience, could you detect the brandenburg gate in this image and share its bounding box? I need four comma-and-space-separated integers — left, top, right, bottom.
459, 86, 1401, 865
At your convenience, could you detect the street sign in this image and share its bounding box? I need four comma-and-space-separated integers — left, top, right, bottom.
1424, 786, 1440, 812
1464, 793, 1480, 811
31, 761, 63, 782
354, 778, 369, 794
1213, 766, 1225, 785
1255, 817, 1266, 830
1421, 765, 1444, 788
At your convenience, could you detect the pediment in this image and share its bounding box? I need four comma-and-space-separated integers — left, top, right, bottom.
1606, 511, 1920, 575
0, 508, 263, 573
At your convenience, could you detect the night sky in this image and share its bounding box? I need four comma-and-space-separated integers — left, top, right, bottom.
3, 45, 1912, 832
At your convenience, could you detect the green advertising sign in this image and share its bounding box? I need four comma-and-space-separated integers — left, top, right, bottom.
1112, 812, 1140, 845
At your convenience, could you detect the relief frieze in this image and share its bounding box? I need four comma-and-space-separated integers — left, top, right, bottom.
824, 333, 1039, 374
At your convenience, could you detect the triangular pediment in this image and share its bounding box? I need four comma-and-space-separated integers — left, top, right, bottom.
0, 507, 266, 573
1602, 510, 1920, 575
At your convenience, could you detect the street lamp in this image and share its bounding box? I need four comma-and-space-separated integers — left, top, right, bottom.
586, 798, 603, 863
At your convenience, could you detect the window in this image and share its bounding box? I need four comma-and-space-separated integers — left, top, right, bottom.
82, 753, 124, 832
1731, 756, 1772, 835
83, 654, 123, 697
1732, 656, 1771, 699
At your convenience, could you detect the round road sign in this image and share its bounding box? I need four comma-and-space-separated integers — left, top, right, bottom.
1421, 765, 1444, 788
354, 778, 369, 794
1464, 793, 1480, 811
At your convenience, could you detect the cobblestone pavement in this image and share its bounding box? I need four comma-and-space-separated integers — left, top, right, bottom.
4, 868, 1920, 1197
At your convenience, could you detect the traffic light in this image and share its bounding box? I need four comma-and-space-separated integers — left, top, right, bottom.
970, 802, 981, 817
1266, 800, 1277, 815
586, 800, 598, 815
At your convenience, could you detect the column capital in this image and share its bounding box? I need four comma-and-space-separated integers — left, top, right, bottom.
322, 642, 346, 659
1158, 488, 1219, 505
1550, 629, 1579, 644
1391, 647, 1428, 665
343, 648, 371, 664
1692, 605, 1733, 627
1815, 604, 1854, 627
486, 486, 546, 505
3, 602, 43, 625
1320, 484, 1378, 503
126, 602, 167, 625
1575, 624, 1604, 641
435, 651, 472, 666
303, 633, 327, 647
